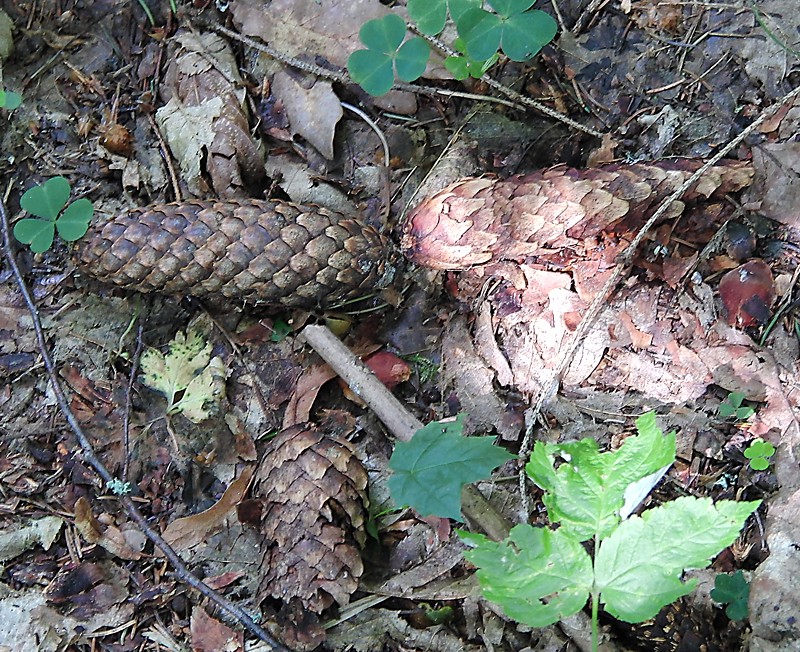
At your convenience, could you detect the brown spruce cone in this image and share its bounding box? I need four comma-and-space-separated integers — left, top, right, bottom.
401, 159, 754, 271
73, 198, 392, 309
252, 424, 368, 616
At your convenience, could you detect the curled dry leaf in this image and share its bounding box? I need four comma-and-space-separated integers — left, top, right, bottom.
157, 31, 266, 197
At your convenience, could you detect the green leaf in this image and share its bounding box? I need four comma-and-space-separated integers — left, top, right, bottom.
348, 49, 395, 96
711, 570, 750, 621
359, 14, 407, 53
457, 8, 503, 61
20, 176, 71, 221
449, 0, 482, 23
395, 37, 430, 82
388, 415, 515, 520
500, 10, 557, 61
13, 218, 55, 253
744, 438, 775, 461
408, 0, 447, 35
461, 524, 593, 627
728, 391, 746, 408
55, 198, 93, 241
139, 329, 227, 423
487, 0, 535, 17
594, 496, 761, 622
0, 90, 22, 110
526, 411, 676, 541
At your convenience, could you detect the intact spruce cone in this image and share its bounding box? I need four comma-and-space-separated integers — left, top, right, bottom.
73, 198, 391, 309
402, 159, 754, 270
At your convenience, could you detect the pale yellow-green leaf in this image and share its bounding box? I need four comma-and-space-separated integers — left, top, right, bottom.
172, 356, 227, 423
139, 329, 221, 416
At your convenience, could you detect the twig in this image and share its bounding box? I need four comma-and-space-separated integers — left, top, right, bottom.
0, 199, 288, 652
122, 313, 146, 482
516, 82, 800, 515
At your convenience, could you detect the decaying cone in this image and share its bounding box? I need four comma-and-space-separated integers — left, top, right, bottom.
73, 198, 392, 309
252, 425, 368, 649
401, 159, 754, 271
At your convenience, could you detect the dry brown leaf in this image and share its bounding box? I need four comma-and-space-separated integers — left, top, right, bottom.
73, 498, 143, 561
271, 71, 343, 159
190, 607, 243, 652
161, 467, 254, 552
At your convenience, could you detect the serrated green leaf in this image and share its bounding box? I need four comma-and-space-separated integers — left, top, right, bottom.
20, 176, 70, 221
711, 570, 749, 621
595, 496, 760, 622
388, 415, 515, 520
457, 8, 502, 61
139, 329, 226, 420
408, 0, 447, 35
487, 0, 535, 17
526, 411, 676, 541
359, 14, 407, 53
13, 218, 55, 253
500, 10, 557, 61
55, 198, 93, 241
461, 524, 592, 627
395, 37, 429, 82
348, 49, 395, 96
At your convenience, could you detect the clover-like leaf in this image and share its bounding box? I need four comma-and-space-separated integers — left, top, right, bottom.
55, 197, 93, 241
457, 1, 556, 62
20, 176, 71, 220
445, 37, 499, 80
13, 219, 55, 253
388, 414, 515, 520
348, 14, 430, 96
711, 570, 750, 621
408, 0, 448, 35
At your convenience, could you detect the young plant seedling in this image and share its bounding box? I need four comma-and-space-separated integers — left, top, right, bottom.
348, 0, 557, 95
0, 89, 21, 110
14, 177, 93, 253
710, 570, 750, 620
719, 391, 755, 420
460, 412, 760, 651
744, 438, 775, 471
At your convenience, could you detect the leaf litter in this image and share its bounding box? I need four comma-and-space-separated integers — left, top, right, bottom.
1, 0, 800, 650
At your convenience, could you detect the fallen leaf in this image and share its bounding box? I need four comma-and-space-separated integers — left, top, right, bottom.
718, 260, 775, 328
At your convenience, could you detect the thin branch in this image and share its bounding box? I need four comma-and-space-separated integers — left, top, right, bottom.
0, 199, 288, 652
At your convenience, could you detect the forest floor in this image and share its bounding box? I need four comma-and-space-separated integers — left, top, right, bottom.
1, 0, 799, 651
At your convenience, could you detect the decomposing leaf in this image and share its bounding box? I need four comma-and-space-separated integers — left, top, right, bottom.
139, 329, 226, 423
161, 467, 254, 552
0, 516, 62, 562
718, 260, 775, 328
73, 498, 143, 561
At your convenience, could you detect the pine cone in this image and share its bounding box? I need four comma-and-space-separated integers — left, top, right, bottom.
73, 199, 392, 309
401, 159, 754, 271
252, 424, 368, 614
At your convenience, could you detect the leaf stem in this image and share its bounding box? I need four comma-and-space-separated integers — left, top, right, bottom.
592, 533, 600, 652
